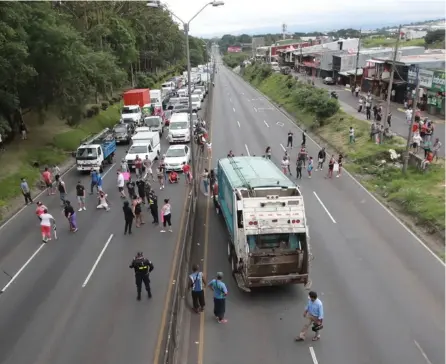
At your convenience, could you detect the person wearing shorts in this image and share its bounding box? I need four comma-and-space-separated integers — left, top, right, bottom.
160, 199, 172, 232
76, 181, 86, 211
117, 171, 126, 198
42, 167, 54, 196
40, 209, 55, 242
143, 156, 154, 181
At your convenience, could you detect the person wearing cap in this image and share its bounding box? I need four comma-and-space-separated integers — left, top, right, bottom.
35, 201, 47, 221
123, 200, 135, 234
208, 272, 228, 324
295, 290, 324, 342
189, 264, 207, 313
129, 252, 154, 301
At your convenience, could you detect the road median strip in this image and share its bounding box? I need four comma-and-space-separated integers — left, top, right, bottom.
226, 61, 445, 255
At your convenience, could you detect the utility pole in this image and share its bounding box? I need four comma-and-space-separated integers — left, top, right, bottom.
402, 66, 420, 175
353, 28, 362, 87
383, 24, 402, 127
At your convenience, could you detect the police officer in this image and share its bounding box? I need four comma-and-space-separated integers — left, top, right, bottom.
129, 252, 154, 300
148, 190, 159, 224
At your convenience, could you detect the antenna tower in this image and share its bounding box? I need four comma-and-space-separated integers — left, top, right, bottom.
282, 23, 287, 40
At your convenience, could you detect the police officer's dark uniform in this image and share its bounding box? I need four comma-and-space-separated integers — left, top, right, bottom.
129, 252, 154, 300
148, 191, 159, 224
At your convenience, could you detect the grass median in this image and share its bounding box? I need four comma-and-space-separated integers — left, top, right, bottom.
0, 104, 121, 213
241, 64, 445, 241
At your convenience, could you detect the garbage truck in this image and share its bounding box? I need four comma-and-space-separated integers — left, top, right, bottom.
216, 156, 311, 292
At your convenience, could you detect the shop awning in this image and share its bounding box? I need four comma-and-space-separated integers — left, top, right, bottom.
381, 78, 407, 85
339, 69, 363, 76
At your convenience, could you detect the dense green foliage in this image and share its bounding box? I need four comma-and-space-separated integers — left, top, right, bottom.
240, 63, 445, 237
222, 53, 250, 68
0, 1, 207, 137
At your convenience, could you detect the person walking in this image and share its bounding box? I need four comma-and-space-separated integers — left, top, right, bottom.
42, 167, 54, 196
64, 200, 78, 232
90, 169, 98, 194
55, 174, 67, 207
287, 131, 293, 148
365, 99, 371, 120
148, 190, 159, 224
117, 171, 126, 198
76, 180, 86, 211
143, 155, 154, 181
307, 157, 314, 179
126, 176, 136, 198
189, 264, 207, 313
208, 272, 228, 324
39, 208, 55, 243
316, 147, 326, 171
295, 291, 324, 342
202, 169, 210, 196
133, 195, 144, 227
129, 251, 154, 300
336, 154, 344, 178
182, 161, 192, 185
160, 198, 172, 233
20, 177, 32, 205
123, 200, 135, 235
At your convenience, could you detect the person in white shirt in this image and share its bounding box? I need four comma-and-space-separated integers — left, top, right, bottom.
160, 198, 172, 233
206, 142, 212, 160
143, 156, 154, 181
117, 171, 126, 198
40, 210, 55, 242
0, 133, 4, 151
412, 133, 422, 153
281, 156, 290, 175
97, 191, 110, 211
405, 108, 413, 124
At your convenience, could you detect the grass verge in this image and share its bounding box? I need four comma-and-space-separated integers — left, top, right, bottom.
242, 64, 445, 240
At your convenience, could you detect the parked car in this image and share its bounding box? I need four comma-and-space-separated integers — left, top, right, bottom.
323, 77, 336, 85
113, 123, 132, 144
164, 144, 191, 171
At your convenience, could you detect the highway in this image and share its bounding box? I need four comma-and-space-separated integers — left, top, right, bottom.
0, 114, 196, 364
185, 58, 445, 364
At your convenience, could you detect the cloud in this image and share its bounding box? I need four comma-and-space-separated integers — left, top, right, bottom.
162, 0, 445, 36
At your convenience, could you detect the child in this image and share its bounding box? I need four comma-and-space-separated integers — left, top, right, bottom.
307, 157, 314, 178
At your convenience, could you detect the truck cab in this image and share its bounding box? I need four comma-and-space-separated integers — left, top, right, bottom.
126, 131, 160, 170
121, 105, 142, 125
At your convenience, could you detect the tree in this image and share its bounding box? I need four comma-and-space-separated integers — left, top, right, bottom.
425, 29, 445, 45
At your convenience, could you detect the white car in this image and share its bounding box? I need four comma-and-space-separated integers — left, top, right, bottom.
192, 88, 204, 101
164, 145, 191, 171
191, 94, 201, 111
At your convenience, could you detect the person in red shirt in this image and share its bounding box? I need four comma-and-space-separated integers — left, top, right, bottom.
169, 171, 179, 183
42, 167, 54, 195
182, 162, 192, 184
35, 201, 47, 220
134, 155, 143, 178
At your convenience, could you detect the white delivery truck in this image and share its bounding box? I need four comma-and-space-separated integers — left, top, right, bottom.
167, 113, 191, 144
126, 131, 160, 170
150, 89, 162, 104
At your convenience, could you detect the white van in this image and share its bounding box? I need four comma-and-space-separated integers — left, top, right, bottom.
168, 113, 190, 144
150, 89, 162, 104
143, 115, 164, 136
161, 81, 175, 89
127, 131, 161, 169
191, 94, 202, 111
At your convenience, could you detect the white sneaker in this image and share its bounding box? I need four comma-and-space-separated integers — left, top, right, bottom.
83, 207, 86, 211
160, 230, 166, 233
78, 208, 82, 212
169, 229, 173, 232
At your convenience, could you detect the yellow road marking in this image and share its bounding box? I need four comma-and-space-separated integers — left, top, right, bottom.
153, 186, 191, 364
198, 81, 216, 364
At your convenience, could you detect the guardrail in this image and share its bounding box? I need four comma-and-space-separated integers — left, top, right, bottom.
161, 76, 214, 364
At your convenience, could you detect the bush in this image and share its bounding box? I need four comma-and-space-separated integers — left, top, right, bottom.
108, 99, 114, 105
101, 101, 109, 110
86, 108, 95, 118
91, 104, 100, 115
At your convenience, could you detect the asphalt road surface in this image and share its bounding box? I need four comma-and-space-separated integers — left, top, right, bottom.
184, 59, 445, 364
311, 76, 445, 156
0, 105, 205, 364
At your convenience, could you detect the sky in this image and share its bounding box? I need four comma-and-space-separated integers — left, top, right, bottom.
162, 0, 446, 37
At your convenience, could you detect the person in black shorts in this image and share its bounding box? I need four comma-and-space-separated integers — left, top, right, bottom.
76, 181, 86, 211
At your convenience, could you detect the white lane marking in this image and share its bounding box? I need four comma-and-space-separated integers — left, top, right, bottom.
237, 121, 241, 128
231, 70, 445, 267
309, 347, 319, 364
232, 107, 236, 113
101, 163, 116, 178
253, 107, 257, 112
280, 144, 286, 152
263, 120, 270, 128
1, 244, 45, 293
313, 191, 337, 224
0, 164, 76, 231
245, 144, 251, 156
276, 122, 284, 127
414, 340, 433, 364
82, 234, 114, 287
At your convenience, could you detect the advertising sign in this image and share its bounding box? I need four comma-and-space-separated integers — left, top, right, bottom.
227, 46, 242, 53
432, 70, 445, 92
418, 69, 434, 88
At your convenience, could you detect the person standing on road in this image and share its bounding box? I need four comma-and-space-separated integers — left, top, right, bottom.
133, 195, 144, 227
432, 138, 442, 161
90, 169, 98, 194
64, 200, 78, 232
281, 156, 290, 175
295, 291, 324, 342
143, 156, 154, 181
365, 100, 371, 120
208, 272, 228, 324
355, 85, 360, 97
190, 264, 206, 313
296, 159, 303, 180
265, 146, 272, 159
20, 177, 32, 205
336, 154, 344, 178
76, 181, 86, 211
202, 169, 210, 196
316, 147, 326, 171
157, 165, 165, 190
20, 122, 28, 140
42, 167, 54, 196
136, 178, 146, 204
148, 190, 159, 224
126, 176, 136, 199
55, 174, 67, 206
117, 171, 126, 198
39, 209, 55, 243
123, 200, 135, 235
307, 157, 314, 179
182, 161, 192, 185
302, 130, 307, 146
405, 108, 413, 124
120, 158, 129, 173
129, 251, 154, 300
134, 155, 143, 179
327, 155, 335, 179
160, 198, 172, 233
287, 131, 293, 148
387, 112, 392, 128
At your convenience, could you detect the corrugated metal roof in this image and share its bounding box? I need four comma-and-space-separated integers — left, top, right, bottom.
219, 157, 296, 189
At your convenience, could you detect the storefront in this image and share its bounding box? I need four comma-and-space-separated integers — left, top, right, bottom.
427, 70, 445, 117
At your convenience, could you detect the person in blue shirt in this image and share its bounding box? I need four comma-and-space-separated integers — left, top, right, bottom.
96, 173, 103, 192
90, 169, 98, 194
189, 264, 206, 313
295, 291, 324, 342
20, 177, 32, 205
208, 272, 228, 324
